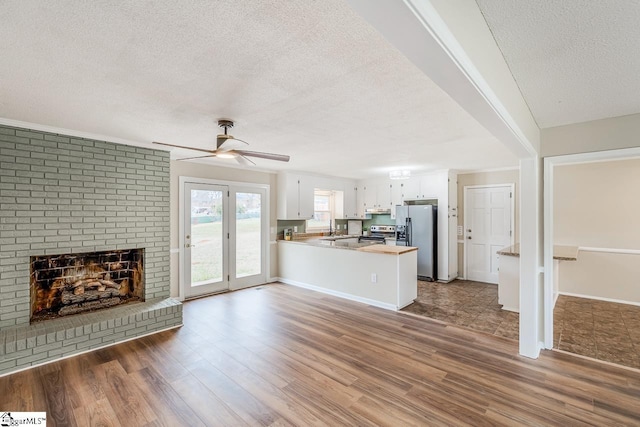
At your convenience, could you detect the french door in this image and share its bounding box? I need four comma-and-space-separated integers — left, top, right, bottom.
464, 185, 514, 284
183, 181, 267, 299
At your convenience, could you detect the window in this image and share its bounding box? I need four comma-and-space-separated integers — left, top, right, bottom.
307, 189, 333, 230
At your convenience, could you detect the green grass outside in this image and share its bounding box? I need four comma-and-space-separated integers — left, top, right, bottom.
191, 217, 261, 283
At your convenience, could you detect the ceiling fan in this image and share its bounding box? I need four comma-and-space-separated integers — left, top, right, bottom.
153, 119, 290, 165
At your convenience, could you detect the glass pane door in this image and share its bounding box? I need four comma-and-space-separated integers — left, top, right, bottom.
185, 183, 229, 297
235, 192, 262, 278
230, 187, 267, 289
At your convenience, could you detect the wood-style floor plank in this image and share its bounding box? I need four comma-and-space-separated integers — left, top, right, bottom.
1, 282, 640, 426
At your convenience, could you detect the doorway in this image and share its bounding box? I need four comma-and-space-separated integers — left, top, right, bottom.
464, 185, 514, 283
181, 179, 268, 299
543, 147, 640, 358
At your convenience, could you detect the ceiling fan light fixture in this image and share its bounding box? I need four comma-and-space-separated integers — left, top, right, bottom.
389, 170, 411, 180
216, 152, 236, 159
153, 118, 290, 164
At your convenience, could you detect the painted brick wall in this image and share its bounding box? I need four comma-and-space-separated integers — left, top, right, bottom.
0, 124, 171, 327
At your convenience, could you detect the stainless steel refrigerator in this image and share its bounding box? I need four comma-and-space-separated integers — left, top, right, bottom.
395, 205, 437, 281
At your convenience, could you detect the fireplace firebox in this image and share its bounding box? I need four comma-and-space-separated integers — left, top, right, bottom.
30, 249, 144, 322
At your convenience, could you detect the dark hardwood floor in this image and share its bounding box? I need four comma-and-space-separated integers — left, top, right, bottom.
2, 282, 640, 426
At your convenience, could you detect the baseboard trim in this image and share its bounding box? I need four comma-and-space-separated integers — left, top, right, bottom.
501, 306, 519, 313
558, 292, 640, 307
278, 278, 399, 311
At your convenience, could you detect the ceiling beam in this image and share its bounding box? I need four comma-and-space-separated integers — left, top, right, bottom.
346, 0, 539, 158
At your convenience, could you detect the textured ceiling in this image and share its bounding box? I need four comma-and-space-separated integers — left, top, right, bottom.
477, 0, 640, 129
0, 0, 517, 179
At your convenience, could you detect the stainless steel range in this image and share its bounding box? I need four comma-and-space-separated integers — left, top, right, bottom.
358, 225, 396, 244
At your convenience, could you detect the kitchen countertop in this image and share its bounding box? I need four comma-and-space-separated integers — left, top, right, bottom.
357, 245, 418, 255
279, 238, 417, 255
497, 244, 579, 261
280, 238, 377, 250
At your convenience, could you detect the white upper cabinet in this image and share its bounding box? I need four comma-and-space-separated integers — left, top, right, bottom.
390, 182, 404, 219
277, 172, 356, 220
277, 173, 300, 219
401, 178, 420, 201
362, 184, 377, 210
358, 180, 394, 211
343, 185, 358, 219
356, 184, 366, 218
297, 176, 315, 219
276, 172, 315, 220
376, 181, 393, 209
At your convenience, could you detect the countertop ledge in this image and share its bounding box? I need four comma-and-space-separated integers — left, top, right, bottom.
278, 239, 417, 255
356, 245, 418, 255
497, 244, 579, 261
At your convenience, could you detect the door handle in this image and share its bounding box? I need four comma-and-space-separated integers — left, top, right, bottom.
185, 243, 196, 248
467, 229, 471, 232
467, 236, 472, 240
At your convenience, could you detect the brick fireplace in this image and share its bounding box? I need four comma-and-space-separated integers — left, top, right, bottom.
30, 249, 144, 321
0, 124, 182, 376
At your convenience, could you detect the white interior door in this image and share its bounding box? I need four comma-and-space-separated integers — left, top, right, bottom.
184, 182, 229, 298
465, 186, 513, 284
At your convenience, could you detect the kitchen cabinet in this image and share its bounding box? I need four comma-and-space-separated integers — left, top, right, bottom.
277, 172, 314, 219
362, 185, 377, 210
401, 178, 420, 201
376, 182, 393, 210
343, 186, 358, 219
399, 175, 448, 201
298, 177, 314, 219
390, 182, 403, 219
352, 171, 458, 282
356, 184, 366, 218
278, 172, 358, 220
360, 180, 394, 211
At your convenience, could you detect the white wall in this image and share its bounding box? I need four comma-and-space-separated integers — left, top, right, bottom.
554, 159, 640, 248
169, 161, 278, 298
457, 169, 520, 276
541, 113, 640, 157
554, 158, 640, 303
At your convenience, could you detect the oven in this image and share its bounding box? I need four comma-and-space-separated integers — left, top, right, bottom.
359, 225, 396, 245
358, 235, 386, 244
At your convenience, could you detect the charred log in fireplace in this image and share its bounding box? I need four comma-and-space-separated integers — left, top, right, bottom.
30, 249, 144, 322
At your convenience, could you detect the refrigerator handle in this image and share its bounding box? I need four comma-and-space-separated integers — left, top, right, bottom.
406, 217, 412, 246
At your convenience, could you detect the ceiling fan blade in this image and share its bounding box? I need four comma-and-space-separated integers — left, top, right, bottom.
153, 141, 217, 155
175, 154, 217, 161
236, 155, 256, 166
216, 135, 249, 150
235, 150, 290, 162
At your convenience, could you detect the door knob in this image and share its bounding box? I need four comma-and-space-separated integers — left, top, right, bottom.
185, 243, 196, 248
467, 236, 472, 239
467, 229, 471, 232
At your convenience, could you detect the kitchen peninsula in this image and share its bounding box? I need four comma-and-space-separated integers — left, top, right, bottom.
278, 237, 418, 311
497, 244, 579, 312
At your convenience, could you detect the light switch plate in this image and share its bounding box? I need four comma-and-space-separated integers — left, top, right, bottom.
293, 226, 298, 232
